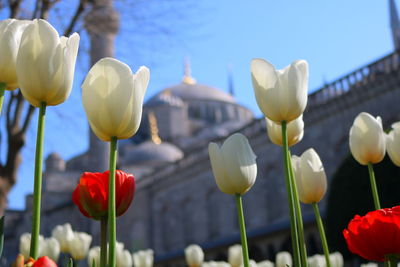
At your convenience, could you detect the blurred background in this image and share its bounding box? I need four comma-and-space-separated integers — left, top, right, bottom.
0, 0, 399, 266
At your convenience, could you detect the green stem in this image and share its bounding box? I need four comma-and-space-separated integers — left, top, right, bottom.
281, 121, 301, 267
100, 217, 108, 267
367, 163, 381, 210
384, 255, 398, 267
312, 203, 331, 267
29, 102, 46, 259
389, 258, 397, 267
235, 194, 249, 267
108, 137, 118, 267
0, 83, 5, 116
288, 151, 308, 267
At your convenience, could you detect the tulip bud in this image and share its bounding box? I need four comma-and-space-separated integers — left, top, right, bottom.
82, 57, 150, 142
51, 223, 74, 253
266, 115, 304, 147
19, 233, 44, 259
349, 112, 386, 165
256, 260, 274, 267
307, 254, 325, 267
117, 248, 133, 267
360, 263, 378, 267
208, 133, 257, 195
292, 148, 327, 204
185, 244, 204, 267
88, 246, 101, 267
0, 19, 31, 90
19, 233, 32, 259
16, 19, 79, 107
241, 259, 257, 267
330, 252, 343, 267
73, 170, 135, 219
251, 58, 308, 123
132, 249, 154, 267
386, 122, 400, 167
38, 237, 60, 262
69, 232, 92, 261
32, 256, 58, 267
275, 251, 292, 267
228, 244, 243, 267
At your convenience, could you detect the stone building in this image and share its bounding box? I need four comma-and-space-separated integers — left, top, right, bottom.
4, 1, 400, 266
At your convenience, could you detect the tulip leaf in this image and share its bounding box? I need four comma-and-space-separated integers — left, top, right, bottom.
91, 258, 96, 267
0, 216, 4, 259
67, 258, 74, 267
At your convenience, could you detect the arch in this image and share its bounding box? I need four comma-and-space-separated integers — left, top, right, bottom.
325, 154, 400, 260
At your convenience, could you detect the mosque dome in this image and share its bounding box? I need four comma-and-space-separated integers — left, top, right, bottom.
122, 141, 183, 167
120, 112, 184, 168
146, 60, 235, 106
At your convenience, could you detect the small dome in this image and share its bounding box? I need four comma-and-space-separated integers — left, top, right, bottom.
122, 141, 183, 167
147, 82, 235, 106
45, 153, 65, 172
145, 90, 185, 108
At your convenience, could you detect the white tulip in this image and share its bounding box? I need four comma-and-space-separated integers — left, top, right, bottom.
117, 248, 133, 267
329, 252, 343, 267
51, 223, 75, 253
241, 259, 257, 267
292, 148, 327, 204
19, 233, 31, 259
266, 115, 304, 147
82, 57, 150, 142
0, 19, 31, 90
308, 254, 325, 267
349, 112, 386, 165
69, 232, 92, 261
39, 237, 60, 262
16, 19, 79, 107
251, 58, 308, 123
386, 122, 400, 166
208, 133, 257, 195
87, 246, 101, 267
185, 244, 204, 267
257, 260, 274, 267
203, 262, 230, 267
360, 263, 378, 267
19, 233, 44, 259
228, 244, 243, 267
132, 249, 154, 267
275, 251, 292, 267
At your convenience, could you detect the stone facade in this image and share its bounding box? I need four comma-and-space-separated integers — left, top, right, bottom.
4, 51, 400, 266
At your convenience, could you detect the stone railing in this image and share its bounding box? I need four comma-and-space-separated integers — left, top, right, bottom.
307, 51, 400, 109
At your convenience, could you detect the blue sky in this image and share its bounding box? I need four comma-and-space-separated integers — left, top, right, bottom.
5, 0, 394, 209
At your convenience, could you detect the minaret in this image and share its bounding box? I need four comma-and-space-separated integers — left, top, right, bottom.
390, 0, 400, 50
148, 112, 162, 145
227, 64, 235, 96
182, 57, 196, 85
84, 0, 120, 171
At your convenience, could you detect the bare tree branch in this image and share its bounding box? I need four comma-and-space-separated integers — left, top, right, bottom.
11, 91, 24, 128
20, 105, 35, 135
8, 0, 23, 18
32, 0, 41, 19
63, 0, 87, 36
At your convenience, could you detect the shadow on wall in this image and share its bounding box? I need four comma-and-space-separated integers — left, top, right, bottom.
325, 154, 400, 262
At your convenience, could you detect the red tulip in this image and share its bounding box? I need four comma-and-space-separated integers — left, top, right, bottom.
12, 255, 57, 267
72, 170, 135, 220
32, 256, 58, 267
343, 206, 400, 262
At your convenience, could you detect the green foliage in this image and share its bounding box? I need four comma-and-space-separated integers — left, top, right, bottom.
325, 155, 400, 259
